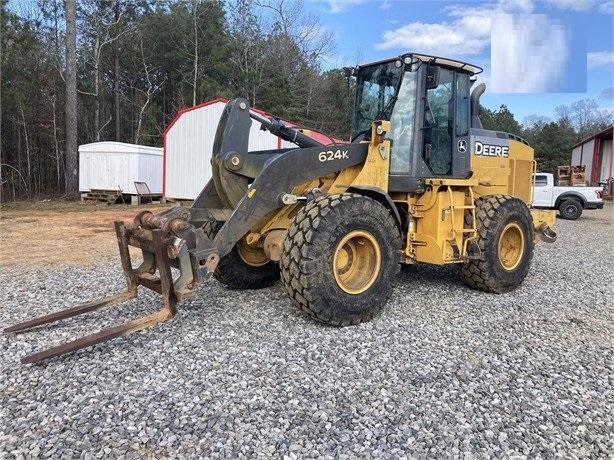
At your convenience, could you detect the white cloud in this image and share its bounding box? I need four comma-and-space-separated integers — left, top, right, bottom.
316, 0, 366, 14
500, 0, 535, 12
545, 0, 597, 10
588, 51, 614, 69
374, 0, 534, 56
319, 0, 413, 13
600, 88, 614, 100
445, 0, 534, 16
546, 0, 614, 12
600, 2, 614, 13
375, 21, 489, 55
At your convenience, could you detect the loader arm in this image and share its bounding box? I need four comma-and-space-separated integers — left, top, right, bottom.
212, 142, 369, 259
133, 141, 369, 282
211, 98, 324, 208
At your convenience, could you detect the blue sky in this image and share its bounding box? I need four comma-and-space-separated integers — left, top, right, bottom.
305, 0, 614, 125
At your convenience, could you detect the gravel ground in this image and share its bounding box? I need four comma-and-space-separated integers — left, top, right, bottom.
1, 204, 613, 459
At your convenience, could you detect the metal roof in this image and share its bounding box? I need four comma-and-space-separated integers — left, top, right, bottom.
571, 125, 613, 149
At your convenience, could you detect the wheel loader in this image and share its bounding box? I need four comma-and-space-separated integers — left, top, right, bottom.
5, 53, 557, 363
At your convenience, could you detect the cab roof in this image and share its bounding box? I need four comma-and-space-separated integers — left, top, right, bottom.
360, 52, 483, 76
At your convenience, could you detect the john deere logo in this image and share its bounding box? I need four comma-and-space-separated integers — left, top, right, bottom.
458, 140, 467, 153
474, 141, 509, 157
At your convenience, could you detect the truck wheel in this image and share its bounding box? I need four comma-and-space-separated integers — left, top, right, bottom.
460, 195, 534, 293
280, 193, 401, 326
203, 221, 280, 289
558, 199, 583, 220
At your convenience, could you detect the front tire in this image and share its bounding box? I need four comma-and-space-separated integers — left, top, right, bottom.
203, 221, 280, 290
460, 195, 534, 293
558, 199, 583, 220
280, 193, 401, 326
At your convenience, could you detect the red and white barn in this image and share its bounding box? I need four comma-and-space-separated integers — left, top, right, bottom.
163, 98, 338, 201
571, 126, 614, 195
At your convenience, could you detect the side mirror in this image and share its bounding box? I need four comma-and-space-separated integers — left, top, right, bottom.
426, 66, 440, 89
343, 67, 356, 78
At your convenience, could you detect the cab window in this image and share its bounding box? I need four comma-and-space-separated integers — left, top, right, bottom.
424, 68, 453, 175
389, 72, 418, 174
456, 73, 469, 136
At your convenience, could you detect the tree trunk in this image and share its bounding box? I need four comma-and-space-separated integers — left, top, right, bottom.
52, 90, 62, 192
64, 0, 78, 199
113, 0, 121, 141
0, 25, 2, 202
94, 35, 100, 141
134, 39, 158, 144
192, 0, 198, 106
19, 106, 31, 196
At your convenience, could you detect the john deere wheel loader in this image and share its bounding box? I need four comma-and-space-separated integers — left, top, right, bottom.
5, 53, 557, 363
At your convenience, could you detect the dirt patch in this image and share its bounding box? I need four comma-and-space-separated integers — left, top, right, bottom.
0, 199, 172, 269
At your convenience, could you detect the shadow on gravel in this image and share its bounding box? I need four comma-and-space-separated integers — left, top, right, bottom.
398, 263, 462, 288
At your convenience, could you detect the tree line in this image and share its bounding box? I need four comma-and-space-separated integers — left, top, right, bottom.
1, 0, 611, 199
481, 100, 613, 173
1, 0, 353, 199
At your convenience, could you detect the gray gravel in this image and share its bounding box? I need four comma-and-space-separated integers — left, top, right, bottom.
1, 204, 613, 459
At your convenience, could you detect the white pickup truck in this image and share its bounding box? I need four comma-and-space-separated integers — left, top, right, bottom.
533, 172, 604, 220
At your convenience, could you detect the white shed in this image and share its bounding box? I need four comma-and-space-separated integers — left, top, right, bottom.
163, 98, 337, 200
79, 142, 163, 195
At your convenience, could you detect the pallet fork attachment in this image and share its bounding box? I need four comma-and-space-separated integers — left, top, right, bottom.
4, 222, 179, 364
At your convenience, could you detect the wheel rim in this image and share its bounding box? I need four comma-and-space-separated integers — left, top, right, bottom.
333, 230, 381, 294
237, 239, 269, 267
564, 204, 577, 216
498, 223, 525, 271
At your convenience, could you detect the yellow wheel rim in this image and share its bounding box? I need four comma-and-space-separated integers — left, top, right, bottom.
498, 223, 524, 271
237, 239, 269, 267
333, 230, 381, 294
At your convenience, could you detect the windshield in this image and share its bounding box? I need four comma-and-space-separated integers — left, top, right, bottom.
352, 61, 404, 139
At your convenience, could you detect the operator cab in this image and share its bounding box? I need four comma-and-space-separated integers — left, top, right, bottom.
349, 53, 483, 193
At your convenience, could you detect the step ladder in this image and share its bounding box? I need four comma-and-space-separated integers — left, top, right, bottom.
445, 187, 480, 260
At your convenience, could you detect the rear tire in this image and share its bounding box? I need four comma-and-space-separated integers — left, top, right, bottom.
280, 193, 401, 326
460, 195, 534, 293
203, 221, 280, 290
558, 199, 583, 220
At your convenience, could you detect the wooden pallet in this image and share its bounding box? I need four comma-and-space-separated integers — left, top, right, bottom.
556, 165, 586, 186
81, 189, 124, 204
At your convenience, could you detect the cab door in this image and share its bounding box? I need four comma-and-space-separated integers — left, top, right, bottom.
532, 174, 553, 207
422, 68, 470, 178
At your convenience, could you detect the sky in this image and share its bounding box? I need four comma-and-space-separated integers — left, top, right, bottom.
305, 0, 614, 125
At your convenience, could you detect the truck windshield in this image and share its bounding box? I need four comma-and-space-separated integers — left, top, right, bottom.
352, 61, 404, 139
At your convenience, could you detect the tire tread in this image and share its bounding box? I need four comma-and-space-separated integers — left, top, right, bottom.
280, 193, 401, 326
460, 195, 535, 293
